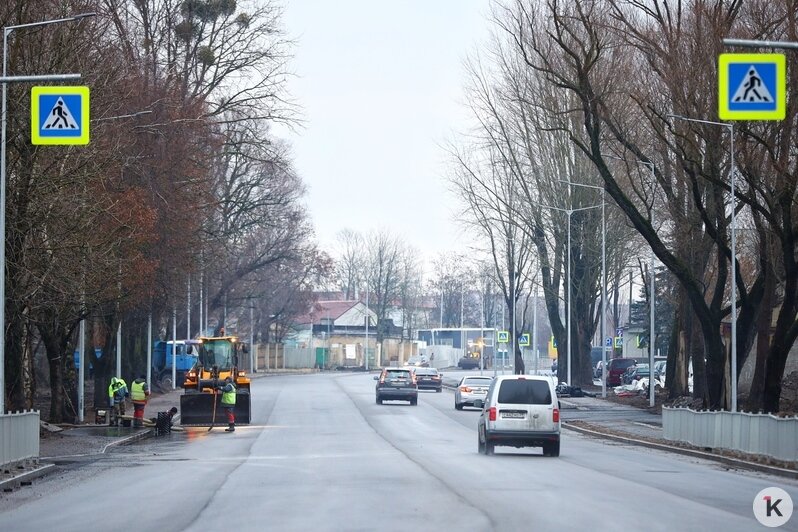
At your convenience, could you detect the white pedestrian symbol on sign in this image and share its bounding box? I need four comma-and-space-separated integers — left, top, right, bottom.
43, 97, 79, 130
732, 66, 773, 103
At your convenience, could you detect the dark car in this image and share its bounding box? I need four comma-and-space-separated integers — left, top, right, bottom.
623, 363, 651, 384
458, 354, 482, 369
375, 367, 418, 405
413, 367, 443, 392
606, 358, 637, 386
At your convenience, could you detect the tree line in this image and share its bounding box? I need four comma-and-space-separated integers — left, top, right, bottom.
2, 0, 328, 422
448, 0, 797, 413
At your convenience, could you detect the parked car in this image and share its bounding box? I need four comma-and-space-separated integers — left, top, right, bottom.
406, 355, 429, 367
623, 363, 651, 384
551, 359, 558, 373
654, 360, 667, 382
454, 376, 493, 410
474, 375, 561, 456
606, 358, 637, 386
594, 360, 604, 379
374, 367, 418, 405
413, 367, 443, 392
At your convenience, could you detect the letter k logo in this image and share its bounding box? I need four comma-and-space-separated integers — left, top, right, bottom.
765, 496, 783, 517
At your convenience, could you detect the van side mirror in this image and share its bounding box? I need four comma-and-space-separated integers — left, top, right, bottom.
473, 399, 484, 409
373, 376, 379, 380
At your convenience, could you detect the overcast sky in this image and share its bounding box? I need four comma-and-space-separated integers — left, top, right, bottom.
277, 0, 492, 269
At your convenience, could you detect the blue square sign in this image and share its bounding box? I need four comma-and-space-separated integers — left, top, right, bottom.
31, 86, 90, 145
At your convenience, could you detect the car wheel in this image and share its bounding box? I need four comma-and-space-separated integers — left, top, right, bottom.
436, 388, 442, 393
549, 441, 560, 457
485, 441, 495, 455
455, 402, 463, 410
376, 395, 382, 405
410, 398, 417, 406
478, 431, 485, 454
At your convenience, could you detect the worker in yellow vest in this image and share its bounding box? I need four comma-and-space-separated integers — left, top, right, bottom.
219, 376, 236, 432
130, 375, 151, 428
108, 377, 128, 426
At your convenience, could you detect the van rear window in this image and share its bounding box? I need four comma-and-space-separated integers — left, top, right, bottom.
497, 380, 551, 405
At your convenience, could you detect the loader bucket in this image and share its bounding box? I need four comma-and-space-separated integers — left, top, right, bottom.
179, 390, 251, 426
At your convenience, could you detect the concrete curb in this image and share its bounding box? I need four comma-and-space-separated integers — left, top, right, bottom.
563, 421, 798, 479
0, 463, 56, 493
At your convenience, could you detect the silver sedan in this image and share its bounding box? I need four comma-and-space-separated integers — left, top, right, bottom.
454, 375, 493, 410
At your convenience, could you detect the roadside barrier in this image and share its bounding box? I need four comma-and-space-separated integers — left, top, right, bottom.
0, 411, 40, 467
663, 407, 798, 462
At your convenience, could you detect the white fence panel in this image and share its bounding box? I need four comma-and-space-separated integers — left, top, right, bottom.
0, 411, 40, 466
663, 407, 798, 462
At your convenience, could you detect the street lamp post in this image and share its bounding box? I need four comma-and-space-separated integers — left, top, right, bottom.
0, 12, 94, 416
598, 155, 657, 405
668, 114, 737, 412
539, 201, 603, 386
560, 180, 607, 397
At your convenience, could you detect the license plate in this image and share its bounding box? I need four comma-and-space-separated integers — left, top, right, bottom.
502, 412, 525, 419
474, 390, 486, 394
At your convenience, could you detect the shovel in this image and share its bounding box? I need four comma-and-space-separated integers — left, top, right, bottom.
208, 389, 218, 432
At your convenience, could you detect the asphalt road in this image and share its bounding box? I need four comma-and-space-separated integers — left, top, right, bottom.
1, 372, 796, 531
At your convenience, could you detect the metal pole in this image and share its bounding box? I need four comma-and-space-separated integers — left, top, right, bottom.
601, 199, 607, 398
0, 13, 92, 415
147, 312, 152, 389
502, 270, 518, 375
723, 38, 798, 50
0, 27, 9, 414
187, 276, 191, 339
440, 290, 443, 328
78, 309, 85, 422
116, 321, 122, 379
668, 114, 737, 411
365, 287, 369, 371
649, 208, 656, 407
730, 123, 737, 412
172, 307, 177, 390
199, 269, 203, 336
480, 285, 484, 376
533, 284, 538, 376
250, 305, 255, 372
567, 211, 572, 386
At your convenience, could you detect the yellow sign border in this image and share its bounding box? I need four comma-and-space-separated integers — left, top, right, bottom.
31, 86, 90, 145
718, 53, 785, 121
497, 330, 509, 343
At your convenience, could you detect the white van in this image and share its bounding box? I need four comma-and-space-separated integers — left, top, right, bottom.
474, 375, 561, 456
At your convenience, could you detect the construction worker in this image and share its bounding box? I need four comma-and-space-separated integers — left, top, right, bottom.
108, 376, 128, 426
219, 376, 236, 432
130, 375, 151, 428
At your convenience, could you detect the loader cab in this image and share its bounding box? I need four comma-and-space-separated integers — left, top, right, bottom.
198, 337, 240, 369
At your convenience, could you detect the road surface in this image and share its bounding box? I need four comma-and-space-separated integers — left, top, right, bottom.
1, 372, 795, 531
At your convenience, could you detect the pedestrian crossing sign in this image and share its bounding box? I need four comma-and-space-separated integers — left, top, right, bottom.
497, 331, 509, 343
518, 333, 530, 347
31, 86, 90, 145
718, 54, 785, 121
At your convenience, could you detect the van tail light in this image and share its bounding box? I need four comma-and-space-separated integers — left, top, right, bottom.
411, 374, 417, 385
488, 407, 497, 421
553, 408, 560, 423
459, 386, 472, 393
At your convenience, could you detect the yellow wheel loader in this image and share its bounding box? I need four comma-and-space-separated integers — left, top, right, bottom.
179, 336, 252, 426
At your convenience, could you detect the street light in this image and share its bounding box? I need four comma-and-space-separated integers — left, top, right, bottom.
539, 201, 603, 386
600, 154, 657, 406
668, 114, 737, 411
0, 12, 96, 416
560, 179, 607, 398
